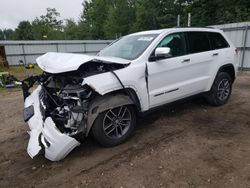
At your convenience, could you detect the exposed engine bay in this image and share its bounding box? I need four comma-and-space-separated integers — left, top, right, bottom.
23, 60, 127, 138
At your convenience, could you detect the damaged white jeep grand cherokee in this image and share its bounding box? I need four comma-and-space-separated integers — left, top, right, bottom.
22, 28, 238, 161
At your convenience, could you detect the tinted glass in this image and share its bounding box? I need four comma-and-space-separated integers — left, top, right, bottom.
158, 32, 187, 57
187, 32, 211, 53
99, 34, 158, 60
208, 32, 229, 49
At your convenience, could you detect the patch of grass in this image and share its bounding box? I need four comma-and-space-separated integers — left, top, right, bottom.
0, 65, 42, 80
0, 65, 42, 92
0, 86, 22, 93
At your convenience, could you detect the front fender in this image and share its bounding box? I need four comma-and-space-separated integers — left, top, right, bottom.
82, 65, 149, 111
85, 93, 134, 136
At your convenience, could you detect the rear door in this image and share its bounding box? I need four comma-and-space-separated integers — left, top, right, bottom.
184, 31, 217, 89
147, 31, 213, 108
205, 31, 233, 89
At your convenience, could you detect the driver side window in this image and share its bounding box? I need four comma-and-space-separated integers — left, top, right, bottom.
158, 32, 187, 57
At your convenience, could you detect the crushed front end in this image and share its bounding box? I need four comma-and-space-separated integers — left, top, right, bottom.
22, 72, 93, 161
21, 53, 129, 161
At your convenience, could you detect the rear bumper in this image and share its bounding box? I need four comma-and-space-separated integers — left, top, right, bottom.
24, 86, 80, 161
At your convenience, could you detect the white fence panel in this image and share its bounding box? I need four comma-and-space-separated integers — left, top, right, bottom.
0, 40, 112, 66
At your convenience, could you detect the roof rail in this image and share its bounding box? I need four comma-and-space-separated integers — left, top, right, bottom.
173, 26, 216, 29
204, 26, 216, 29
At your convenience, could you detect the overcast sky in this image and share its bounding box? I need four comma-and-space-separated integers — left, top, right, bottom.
0, 0, 83, 29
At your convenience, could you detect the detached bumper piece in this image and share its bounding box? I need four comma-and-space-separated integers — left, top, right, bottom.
42, 117, 80, 161
23, 105, 34, 122
24, 86, 80, 161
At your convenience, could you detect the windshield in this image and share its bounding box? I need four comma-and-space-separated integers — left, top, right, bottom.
99, 34, 158, 60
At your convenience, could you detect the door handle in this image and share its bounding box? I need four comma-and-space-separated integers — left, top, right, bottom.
212, 53, 219, 56
181, 59, 190, 63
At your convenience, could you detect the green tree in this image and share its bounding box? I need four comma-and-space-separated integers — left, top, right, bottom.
2, 29, 15, 40
79, 0, 111, 39
0, 29, 4, 40
131, 0, 190, 31
77, 1, 93, 39
64, 19, 79, 40
187, 0, 250, 26
188, 0, 218, 26
156, 0, 178, 28
132, 0, 163, 31
215, 0, 250, 24
2, 0, 250, 40
104, 0, 136, 39
31, 8, 64, 40
15, 21, 34, 40
40, 8, 63, 30
32, 18, 51, 40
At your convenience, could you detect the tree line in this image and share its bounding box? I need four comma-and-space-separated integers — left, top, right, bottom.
0, 0, 249, 40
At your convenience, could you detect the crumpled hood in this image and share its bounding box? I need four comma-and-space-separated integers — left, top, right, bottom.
36, 52, 130, 74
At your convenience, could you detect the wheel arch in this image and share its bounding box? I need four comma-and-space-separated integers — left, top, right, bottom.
105, 88, 141, 111
217, 64, 236, 82
85, 89, 139, 136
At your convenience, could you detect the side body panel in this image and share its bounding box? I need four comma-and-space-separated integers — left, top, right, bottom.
82, 30, 237, 112
146, 30, 237, 108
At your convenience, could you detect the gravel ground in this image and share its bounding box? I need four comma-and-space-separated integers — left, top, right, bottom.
0, 73, 249, 188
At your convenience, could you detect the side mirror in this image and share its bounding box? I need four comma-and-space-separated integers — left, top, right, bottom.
155, 47, 171, 59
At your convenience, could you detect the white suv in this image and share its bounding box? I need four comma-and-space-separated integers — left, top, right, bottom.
22, 28, 238, 161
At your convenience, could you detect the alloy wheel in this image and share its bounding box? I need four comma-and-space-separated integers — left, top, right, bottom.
102, 106, 132, 139
217, 78, 230, 101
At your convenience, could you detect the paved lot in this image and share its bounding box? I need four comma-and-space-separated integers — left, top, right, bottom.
0, 73, 250, 188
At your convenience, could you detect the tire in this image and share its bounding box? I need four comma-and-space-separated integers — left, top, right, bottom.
91, 105, 136, 147
205, 72, 232, 106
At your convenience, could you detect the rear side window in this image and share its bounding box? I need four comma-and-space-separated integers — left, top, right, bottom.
208, 32, 229, 50
187, 32, 211, 53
